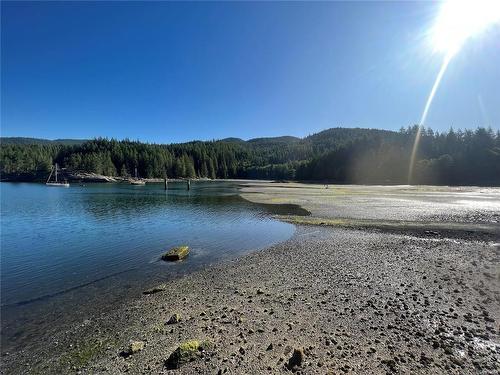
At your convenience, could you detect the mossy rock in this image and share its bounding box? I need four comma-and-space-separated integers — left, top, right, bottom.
167, 313, 181, 324
165, 340, 213, 369
129, 341, 144, 354
162, 246, 189, 261
119, 340, 145, 357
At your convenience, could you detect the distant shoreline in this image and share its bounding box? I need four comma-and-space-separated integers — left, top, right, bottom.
1, 173, 500, 188
0, 170, 273, 184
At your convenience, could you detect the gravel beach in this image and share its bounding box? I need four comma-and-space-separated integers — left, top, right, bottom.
1, 183, 499, 374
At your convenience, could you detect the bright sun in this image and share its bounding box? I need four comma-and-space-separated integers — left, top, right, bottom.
432, 0, 500, 56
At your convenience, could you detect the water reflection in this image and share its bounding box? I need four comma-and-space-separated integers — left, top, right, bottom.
0, 182, 294, 307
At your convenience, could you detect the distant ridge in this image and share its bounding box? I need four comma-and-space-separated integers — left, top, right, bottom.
219, 137, 245, 143
247, 136, 301, 144
0, 137, 86, 145
1, 128, 391, 147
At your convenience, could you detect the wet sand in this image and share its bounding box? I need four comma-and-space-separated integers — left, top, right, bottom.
240, 182, 500, 225
1, 183, 499, 374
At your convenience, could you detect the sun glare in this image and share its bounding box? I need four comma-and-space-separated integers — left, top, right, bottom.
409, 1, 500, 184
432, 0, 500, 56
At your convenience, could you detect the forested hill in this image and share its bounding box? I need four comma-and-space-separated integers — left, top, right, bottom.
0, 137, 86, 146
1, 126, 499, 185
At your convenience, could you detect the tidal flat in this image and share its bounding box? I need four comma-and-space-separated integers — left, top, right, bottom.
1, 182, 499, 374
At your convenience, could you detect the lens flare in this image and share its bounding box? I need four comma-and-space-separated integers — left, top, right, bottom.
408, 52, 453, 183
432, 0, 500, 56
408, 0, 500, 184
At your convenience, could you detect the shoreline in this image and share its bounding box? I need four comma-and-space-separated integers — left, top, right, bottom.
2, 175, 500, 188
1, 182, 499, 374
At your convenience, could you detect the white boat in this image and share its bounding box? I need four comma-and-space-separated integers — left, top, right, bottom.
130, 167, 146, 185
130, 179, 146, 185
46, 163, 70, 187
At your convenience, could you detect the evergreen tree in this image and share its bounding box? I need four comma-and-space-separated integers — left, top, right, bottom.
174, 158, 186, 177
184, 156, 196, 178
200, 161, 209, 178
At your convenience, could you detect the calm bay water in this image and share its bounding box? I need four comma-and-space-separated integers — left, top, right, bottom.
0, 182, 294, 323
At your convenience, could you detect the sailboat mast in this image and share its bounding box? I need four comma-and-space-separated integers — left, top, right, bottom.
46, 165, 54, 183
55, 163, 58, 182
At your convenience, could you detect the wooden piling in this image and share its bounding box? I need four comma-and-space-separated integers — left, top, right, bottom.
187, 179, 191, 190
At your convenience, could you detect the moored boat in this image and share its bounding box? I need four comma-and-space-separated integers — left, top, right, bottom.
130, 179, 146, 185
130, 167, 146, 185
46, 164, 70, 187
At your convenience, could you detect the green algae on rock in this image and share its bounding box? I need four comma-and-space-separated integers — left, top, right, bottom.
166, 313, 181, 324
127, 341, 144, 354
165, 340, 213, 369
161, 245, 190, 261
119, 340, 145, 358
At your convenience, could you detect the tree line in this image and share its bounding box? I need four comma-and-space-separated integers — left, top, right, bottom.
1, 126, 499, 185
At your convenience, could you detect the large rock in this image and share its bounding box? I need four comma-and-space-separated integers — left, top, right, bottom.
167, 313, 181, 324
286, 348, 304, 371
120, 340, 145, 357
165, 340, 213, 369
162, 246, 189, 261
69, 172, 118, 183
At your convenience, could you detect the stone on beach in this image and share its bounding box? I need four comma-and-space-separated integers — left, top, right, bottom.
142, 284, 167, 295
161, 246, 190, 261
286, 348, 304, 371
167, 313, 181, 324
120, 340, 144, 357
129, 341, 144, 353
165, 340, 213, 369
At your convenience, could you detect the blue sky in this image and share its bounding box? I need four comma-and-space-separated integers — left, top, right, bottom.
2, 1, 499, 143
